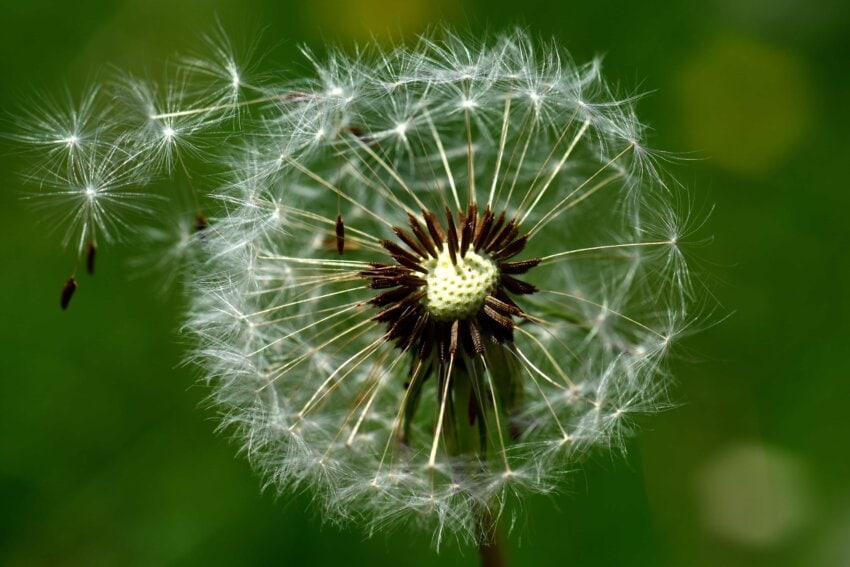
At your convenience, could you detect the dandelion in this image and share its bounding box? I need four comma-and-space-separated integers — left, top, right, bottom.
187, 31, 694, 548
13, 28, 700, 557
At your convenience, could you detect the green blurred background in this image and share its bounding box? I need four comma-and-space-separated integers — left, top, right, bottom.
1, 0, 848, 565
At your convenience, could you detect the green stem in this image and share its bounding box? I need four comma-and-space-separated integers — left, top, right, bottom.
476, 507, 507, 567
478, 533, 506, 567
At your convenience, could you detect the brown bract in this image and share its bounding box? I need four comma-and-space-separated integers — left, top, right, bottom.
359, 203, 540, 365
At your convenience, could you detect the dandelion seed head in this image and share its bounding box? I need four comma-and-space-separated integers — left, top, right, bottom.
12, 26, 704, 546
175, 29, 702, 544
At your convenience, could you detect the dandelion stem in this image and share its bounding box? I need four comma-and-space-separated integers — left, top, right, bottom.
478, 537, 507, 567
477, 510, 507, 567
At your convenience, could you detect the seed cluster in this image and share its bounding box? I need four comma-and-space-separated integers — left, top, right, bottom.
360, 203, 540, 362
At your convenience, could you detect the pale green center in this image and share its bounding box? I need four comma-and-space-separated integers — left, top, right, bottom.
423, 245, 499, 321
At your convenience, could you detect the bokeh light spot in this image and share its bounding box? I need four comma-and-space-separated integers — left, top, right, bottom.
675, 36, 813, 175
696, 442, 812, 547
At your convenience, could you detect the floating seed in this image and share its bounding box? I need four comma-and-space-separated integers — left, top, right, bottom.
86, 241, 96, 275
60, 277, 77, 310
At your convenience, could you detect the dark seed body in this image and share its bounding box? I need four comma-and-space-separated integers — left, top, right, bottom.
60, 277, 77, 310
86, 241, 96, 275
336, 215, 345, 255
195, 215, 209, 233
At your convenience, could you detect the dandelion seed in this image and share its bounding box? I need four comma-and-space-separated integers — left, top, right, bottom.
9, 86, 104, 174
86, 240, 96, 275
60, 277, 77, 310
